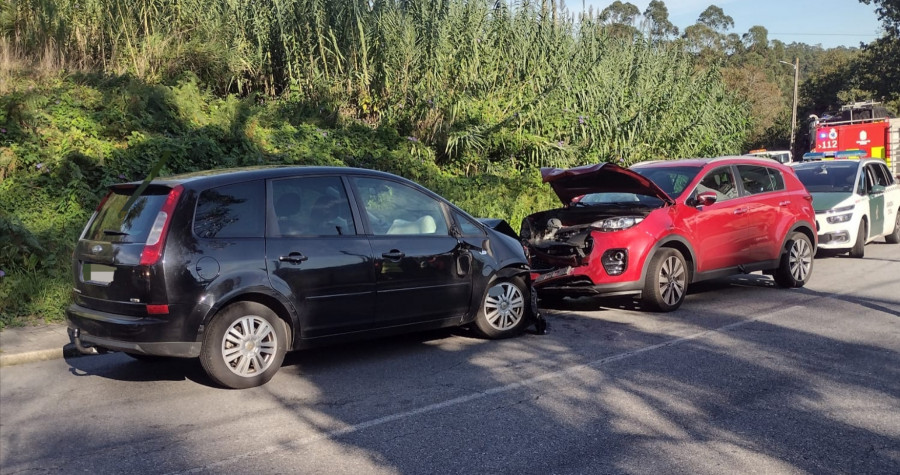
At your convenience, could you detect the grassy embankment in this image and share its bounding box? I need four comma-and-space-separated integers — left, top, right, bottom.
0, 0, 749, 326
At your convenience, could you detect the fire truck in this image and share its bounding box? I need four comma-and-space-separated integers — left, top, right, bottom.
809, 101, 900, 176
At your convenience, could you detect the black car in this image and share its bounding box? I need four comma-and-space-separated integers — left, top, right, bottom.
67, 166, 539, 388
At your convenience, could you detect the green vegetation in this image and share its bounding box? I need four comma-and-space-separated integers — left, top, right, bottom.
1, 0, 893, 326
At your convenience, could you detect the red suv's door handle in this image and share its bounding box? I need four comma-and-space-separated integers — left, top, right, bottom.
279, 252, 309, 263
733, 207, 749, 215
779, 200, 791, 206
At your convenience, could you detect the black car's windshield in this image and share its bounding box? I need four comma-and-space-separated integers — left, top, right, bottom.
794, 162, 859, 192
84, 187, 171, 243
631, 165, 703, 199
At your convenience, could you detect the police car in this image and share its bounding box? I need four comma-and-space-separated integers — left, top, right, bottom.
793, 157, 900, 257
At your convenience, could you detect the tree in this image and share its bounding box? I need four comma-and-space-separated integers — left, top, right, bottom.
682, 4, 735, 61
860, 0, 900, 37
697, 5, 734, 31
643, 0, 678, 40
857, 0, 900, 109
598, 1, 641, 39
599, 1, 641, 24
722, 65, 786, 148
742, 26, 769, 54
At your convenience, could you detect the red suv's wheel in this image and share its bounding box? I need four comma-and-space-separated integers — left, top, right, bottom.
641, 248, 688, 312
774, 232, 813, 288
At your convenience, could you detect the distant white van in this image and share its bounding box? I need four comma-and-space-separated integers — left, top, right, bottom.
747, 149, 792, 164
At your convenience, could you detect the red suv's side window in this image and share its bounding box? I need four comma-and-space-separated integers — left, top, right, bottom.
696, 166, 738, 201
737, 165, 785, 195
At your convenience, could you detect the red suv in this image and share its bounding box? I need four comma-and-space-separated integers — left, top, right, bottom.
521, 157, 817, 311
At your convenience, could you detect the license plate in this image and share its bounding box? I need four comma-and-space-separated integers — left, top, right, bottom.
82, 263, 115, 284
534, 266, 572, 285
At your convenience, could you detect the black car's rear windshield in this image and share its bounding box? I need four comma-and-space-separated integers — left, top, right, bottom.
794, 162, 859, 192
632, 165, 703, 199
83, 186, 172, 243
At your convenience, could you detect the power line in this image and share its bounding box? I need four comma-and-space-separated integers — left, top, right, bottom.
768, 32, 881, 37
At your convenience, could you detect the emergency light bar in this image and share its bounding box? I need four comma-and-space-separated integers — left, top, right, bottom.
835, 150, 867, 159
802, 152, 826, 161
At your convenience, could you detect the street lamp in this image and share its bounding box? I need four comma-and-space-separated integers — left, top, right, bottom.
779, 58, 799, 157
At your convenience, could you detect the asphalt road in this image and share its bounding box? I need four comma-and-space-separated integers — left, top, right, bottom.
2, 243, 899, 474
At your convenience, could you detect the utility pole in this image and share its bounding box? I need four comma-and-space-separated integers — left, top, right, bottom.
780, 58, 800, 157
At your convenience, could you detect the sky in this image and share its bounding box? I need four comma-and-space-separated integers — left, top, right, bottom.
581, 0, 883, 49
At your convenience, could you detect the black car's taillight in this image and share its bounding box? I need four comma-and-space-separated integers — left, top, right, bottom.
139, 185, 184, 266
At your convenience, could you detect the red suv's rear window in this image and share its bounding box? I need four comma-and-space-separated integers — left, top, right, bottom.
84, 186, 172, 244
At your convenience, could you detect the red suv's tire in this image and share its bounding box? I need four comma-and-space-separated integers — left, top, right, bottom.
774, 232, 813, 288
641, 248, 688, 312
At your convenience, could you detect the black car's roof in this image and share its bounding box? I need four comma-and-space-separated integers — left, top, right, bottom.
120, 166, 409, 189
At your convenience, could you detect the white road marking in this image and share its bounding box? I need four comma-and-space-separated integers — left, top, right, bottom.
172, 305, 803, 474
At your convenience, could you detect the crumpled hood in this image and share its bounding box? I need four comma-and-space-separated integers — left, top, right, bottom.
541, 163, 674, 205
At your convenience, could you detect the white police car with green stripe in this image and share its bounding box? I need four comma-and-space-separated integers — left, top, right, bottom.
794, 158, 900, 258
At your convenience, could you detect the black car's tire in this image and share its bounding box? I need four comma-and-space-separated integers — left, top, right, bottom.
885, 209, 900, 244
849, 219, 866, 258
641, 248, 688, 312
774, 232, 814, 288
200, 301, 287, 389
474, 277, 529, 339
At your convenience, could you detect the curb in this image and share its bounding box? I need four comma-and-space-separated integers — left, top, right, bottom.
0, 343, 85, 368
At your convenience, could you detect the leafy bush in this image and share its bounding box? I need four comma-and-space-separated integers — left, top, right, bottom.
0, 1, 753, 326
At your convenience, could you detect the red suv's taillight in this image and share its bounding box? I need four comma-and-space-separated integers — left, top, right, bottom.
139, 185, 184, 266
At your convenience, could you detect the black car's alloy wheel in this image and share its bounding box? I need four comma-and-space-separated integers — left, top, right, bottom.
201, 301, 287, 389
474, 278, 528, 338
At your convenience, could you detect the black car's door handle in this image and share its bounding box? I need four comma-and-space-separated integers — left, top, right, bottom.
381, 250, 405, 260
279, 252, 309, 263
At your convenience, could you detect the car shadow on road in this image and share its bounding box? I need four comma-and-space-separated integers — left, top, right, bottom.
28, 285, 900, 474
64, 351, 215, 387
537, 274, 779, 312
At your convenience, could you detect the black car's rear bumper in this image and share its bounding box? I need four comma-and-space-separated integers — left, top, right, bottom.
66, 303, 201, 358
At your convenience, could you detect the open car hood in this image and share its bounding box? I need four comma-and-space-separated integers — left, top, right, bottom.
541, 163, 674, 205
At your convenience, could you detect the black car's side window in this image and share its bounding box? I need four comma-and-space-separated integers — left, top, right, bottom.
194, 181, 265, 239
269, 176, 357, 236
351, 177, 449, 236
452, 210, 485, 237
695, 166, 738, 201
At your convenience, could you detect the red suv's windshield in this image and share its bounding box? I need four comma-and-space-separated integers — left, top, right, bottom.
631, 165, 703, 199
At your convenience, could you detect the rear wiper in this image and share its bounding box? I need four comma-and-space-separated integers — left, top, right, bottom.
102, 229, 129, 236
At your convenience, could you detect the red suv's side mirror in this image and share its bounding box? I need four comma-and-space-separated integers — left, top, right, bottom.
696, 191, 718, 207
